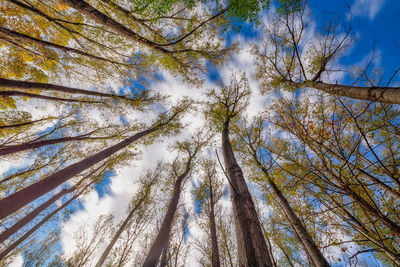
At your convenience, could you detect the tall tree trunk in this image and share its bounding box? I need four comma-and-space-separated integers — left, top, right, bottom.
95, 190, 149, 267
221, 120, 273, 267
0, 125, 159, 219
0, 181, 93, 260
0, 27, 128, 66
208, 175, 221, 267
291, 81, 400, 104
60, 0, 170, 54
259, 166, 329, 267
0, 78, 133, 101
0, 169, 94, 244
0, 135, 97, 156
0, 90, 101, 103
142, 168, 190, 267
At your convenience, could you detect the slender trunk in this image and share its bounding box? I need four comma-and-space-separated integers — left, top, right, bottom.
208, 176, 221, 267
221, 121, 272, 267
0, 135, 95, 156
292, 81, 400, 104
0, 181, 92, 260
0, 174, 88, 244
0, 27, 128, 66
358, 168, 400, 202
95, 193, 148, 266
0, 118, 48, 130
0, 90, 101, 103
60, 0, 170, 54
142, 168, 190, 267
260, 168, 329, 267
0, 78, 133, 101
0, 125, 159, 219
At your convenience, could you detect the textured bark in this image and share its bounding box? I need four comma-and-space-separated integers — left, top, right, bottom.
0, 183, 76, 244
208, 175, 221, 267
142, 168, 190, 267
0, 90, 101, 103
0, 135, 94, 156
258, 166, 329, 267
0, 181, 92, 260
0, 126, 158, 219
292, 81, 400, 104
95, 191, 148, 267
222, 121, 272, 267
60, 0, 170, 54
0, 78, 131, 100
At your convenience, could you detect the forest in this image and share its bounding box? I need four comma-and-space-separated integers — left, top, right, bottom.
0, 0, 399, 266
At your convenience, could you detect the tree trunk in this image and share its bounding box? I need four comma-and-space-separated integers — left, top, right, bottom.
357, 168, 400, 202
0, 78, 132, 100
208, 175, 221, 267
0, 181, 92, 260
0, 90, 101, 103
60, 0, 170, 54
260, 167, 329, 267
0, 135, 95, 156
293, 81, 400, 104
0, 174, 88, 244
0, 125, 158, 219
95, 192, 148, 266
0, 27, 128, 66
142, 168, 190, 267
221, 121, 273, 267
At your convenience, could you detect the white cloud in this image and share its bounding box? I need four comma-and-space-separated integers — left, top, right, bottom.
352, 0, 385, 20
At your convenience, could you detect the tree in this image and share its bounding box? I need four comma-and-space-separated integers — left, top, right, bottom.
193, 158, 226, 267
252, 5, 400, 104
95, 164, 162, 266
267, 92, 400, 265
206, 74, 273, 266
142, 133, 208, 266
0, 100, 190, 219
237, 117, 330, 266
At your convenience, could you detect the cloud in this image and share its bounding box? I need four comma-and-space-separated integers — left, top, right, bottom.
352, 0, 385, 20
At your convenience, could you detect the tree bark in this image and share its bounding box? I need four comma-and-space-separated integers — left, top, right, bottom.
0, 90, 101, 103
221, 120, 273, 267
292, 81, 400, 104
95, 190, 149, 267
0, 78, 132, 100
0, 181, 92, 260
0, 135, 97, 156
0, 174, 87, 244
0, 125, 159, 219
142, 168, 190, 267
208, 175, 221, 267
60, 0, 170, 54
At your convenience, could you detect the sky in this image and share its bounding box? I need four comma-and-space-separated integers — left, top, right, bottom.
3, 0, 400, 266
